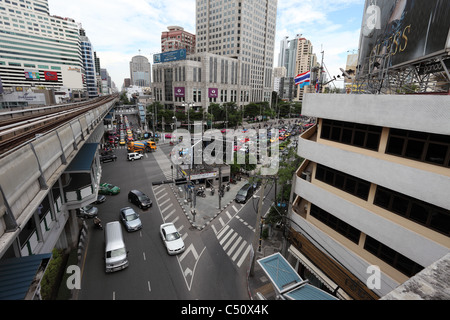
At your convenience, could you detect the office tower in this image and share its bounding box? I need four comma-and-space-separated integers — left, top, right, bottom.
195, 0, 278, 103
0, 0, 85, 92
130, 55, 151, 87
80, 29, 98, 98
161, 26, 196, 55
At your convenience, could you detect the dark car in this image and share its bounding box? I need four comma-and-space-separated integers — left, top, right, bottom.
120, 207, 142, 232
95, 194, 106, 204
100, 154, 117, 163
128, 190, 152, 209
235, 183, 254, 204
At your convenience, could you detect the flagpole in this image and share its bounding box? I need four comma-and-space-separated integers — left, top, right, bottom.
319, 49, 324, 93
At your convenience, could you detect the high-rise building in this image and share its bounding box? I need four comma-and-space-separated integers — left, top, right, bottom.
273, 66, 286, 96
276, 35, 317, 101
195, 0, 277, 103
80, 29, 98, 98
161, 26, 196, 55
288, 93, 450, 300
130, 55, 151, 88
293, 37, 318, 101
0, 0, 85, 93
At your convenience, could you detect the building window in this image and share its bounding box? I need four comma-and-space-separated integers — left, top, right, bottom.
310, 204, 361, 244
364, 236, 424, 277
315, 164, 371, 201
386, 128, 450, 168
374, 186, 450, 237
321, 120, 382, 151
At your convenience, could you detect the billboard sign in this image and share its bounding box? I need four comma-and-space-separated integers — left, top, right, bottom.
0, 77, 3, 94
208, 88, 218, 98
174, 87, 185, 98
359, 0, 450, 69
153, 49, 186, 64
24, 70, 40, 80
44, 71, 58, 81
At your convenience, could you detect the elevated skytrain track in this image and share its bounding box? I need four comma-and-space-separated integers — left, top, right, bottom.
0, 94, 118, 156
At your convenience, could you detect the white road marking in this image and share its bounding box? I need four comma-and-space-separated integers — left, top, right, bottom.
237, 245, 252, 267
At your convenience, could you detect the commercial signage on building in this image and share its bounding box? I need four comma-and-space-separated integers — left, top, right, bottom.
208, 88, 218, 98
359, 0, 450, 69
44, 71, 58, 81
153, 49, 187, 64
24, 70, 40, 80
174, 87, 185, 97
190, 172, 218, 180
0, 77, 3, 94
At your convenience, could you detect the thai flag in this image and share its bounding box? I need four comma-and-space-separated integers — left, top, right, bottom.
295, 71, 311, 88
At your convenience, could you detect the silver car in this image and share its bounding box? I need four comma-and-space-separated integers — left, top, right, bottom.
78, 205, 98, 218
120, 207, 142, 232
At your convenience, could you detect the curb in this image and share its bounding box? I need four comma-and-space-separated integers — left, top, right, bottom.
169, 183, 236, 231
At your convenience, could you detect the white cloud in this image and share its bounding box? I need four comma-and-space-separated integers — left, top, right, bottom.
275, 0, 365, 87
48, 0, 364, 89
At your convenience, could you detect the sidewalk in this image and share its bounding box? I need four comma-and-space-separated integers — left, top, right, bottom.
168, 178, 249, 230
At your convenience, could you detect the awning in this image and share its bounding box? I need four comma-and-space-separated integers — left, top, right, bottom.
0, 253, 52, 300
284, 283, 338, 300
257, 253, 304, 294
257, 253, 338, 300
288, 245, 351, 300
65, 143, 99, 173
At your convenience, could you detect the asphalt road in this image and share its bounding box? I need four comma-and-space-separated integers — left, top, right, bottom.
77, 141, 261, 300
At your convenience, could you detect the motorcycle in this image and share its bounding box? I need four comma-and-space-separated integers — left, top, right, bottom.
226, 183, 230, 192
196, 186, 206, 198
93, 217, 103, 230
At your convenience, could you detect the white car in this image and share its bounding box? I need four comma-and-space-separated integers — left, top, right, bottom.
160, 223, 185, 255
127, 152, 143, 161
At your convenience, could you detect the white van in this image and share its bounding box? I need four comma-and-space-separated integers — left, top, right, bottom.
104, 221, 129, 273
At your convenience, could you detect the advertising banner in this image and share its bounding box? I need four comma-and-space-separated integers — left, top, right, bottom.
208, 88, 218, 98
44, 71, 58, 81
174, 87, 185, 97
24, 70, 40, 80
0, 76, 3, 94
359, 0, 450, 69
153, 49, 186, 64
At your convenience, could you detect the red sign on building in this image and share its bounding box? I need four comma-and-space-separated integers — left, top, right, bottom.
44, 71, 58, 81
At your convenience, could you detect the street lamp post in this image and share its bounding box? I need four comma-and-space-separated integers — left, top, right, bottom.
182, 101, 193, 133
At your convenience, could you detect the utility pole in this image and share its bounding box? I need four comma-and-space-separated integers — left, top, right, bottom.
218, 166, 222, 209
249, 179, 266, 277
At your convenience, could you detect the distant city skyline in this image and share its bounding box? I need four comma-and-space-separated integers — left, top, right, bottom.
48, 0, 365, 90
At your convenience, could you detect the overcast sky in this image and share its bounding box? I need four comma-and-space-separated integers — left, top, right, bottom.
48, 0, 365, 89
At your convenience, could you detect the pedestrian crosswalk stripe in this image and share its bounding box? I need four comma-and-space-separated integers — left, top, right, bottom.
159, 198, 170, 207
232, 240, 248, 262
217, 225, 230, 239
227, 236, 242, 256
237, 245, 252, 268
223, 232, 238, 251
219, 228, 233, 245
161, 202, 173, 213
164, 209, 176, 221
157, 192, 168, 201
226, 211, 232, 220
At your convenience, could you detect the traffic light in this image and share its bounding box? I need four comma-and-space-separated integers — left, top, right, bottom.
175, 178, 187, 186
